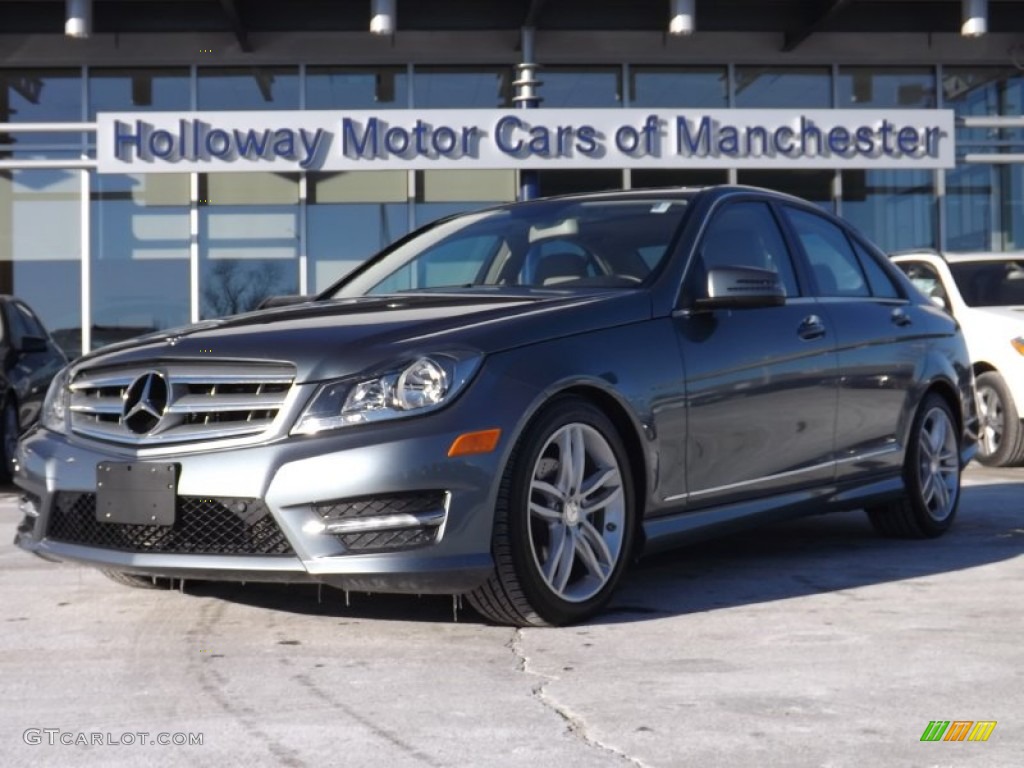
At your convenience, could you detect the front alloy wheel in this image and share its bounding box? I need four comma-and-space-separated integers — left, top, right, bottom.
527, 423, 627, 604
468, 396, 635, 626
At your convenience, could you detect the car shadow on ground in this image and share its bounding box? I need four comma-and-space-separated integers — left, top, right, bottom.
172, 480, 1024, 626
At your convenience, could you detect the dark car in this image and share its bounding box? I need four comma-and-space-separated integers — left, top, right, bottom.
15, 186, 976, 626
0, 296, 67, 481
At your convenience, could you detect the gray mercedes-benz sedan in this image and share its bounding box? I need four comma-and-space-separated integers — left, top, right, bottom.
14, 186, 977, 626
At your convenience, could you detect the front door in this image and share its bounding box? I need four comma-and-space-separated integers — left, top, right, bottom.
675, 200, 839, 508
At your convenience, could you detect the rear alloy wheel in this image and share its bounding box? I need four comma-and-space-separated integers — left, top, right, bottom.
468, 397, 635, 626
975, 371, 1024, 467
867, 393, 961, 538
100, 570, 173, 590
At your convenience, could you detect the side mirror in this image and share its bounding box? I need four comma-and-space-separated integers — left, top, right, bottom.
930, 294, 948, 311
695, 267, 786, 311
18, 335, 49, 354
257, 295, 310, 310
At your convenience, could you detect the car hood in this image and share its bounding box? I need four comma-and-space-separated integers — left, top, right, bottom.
970, 306, 1024, 326
73, 290, 652, 383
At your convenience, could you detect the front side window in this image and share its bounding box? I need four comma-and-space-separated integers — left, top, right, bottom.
331, 198, 691, 297
783, 207, 869, 297
694, 201, 800, 297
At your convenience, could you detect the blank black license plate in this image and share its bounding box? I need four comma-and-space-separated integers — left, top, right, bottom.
96, 462, 178, 526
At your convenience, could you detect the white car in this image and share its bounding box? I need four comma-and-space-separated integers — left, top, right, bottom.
891, 251, 1024, 467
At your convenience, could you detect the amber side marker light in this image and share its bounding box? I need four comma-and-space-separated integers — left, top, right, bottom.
448, 429, 502, 457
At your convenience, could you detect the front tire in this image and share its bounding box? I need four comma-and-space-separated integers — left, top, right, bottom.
975, 371, 1024, 467
467, 396, 636, 627
866, 393, 961, 538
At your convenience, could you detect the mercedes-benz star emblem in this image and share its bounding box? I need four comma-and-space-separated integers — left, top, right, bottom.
122, 372, 169, 434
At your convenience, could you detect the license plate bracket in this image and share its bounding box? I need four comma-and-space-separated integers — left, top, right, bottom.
96, 462, 178, 526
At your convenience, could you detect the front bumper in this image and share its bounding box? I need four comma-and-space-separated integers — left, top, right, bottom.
13, 403, 511, 594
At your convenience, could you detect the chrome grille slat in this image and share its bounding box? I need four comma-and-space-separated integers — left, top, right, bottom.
69, 362, 295, 446
168, 373, 294, 385
166, 393, 288, 414
69, 373, 134, 391
70, 395, 123, 414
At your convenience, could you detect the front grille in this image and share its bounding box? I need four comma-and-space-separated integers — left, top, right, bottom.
314, 492, 446, 553
47, 493, 294, 556
69, 362, 295, 446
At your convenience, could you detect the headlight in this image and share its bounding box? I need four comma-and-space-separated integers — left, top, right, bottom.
292, 352, 481, 436
41, 366, 72, 433
1012, 337, 1024, 356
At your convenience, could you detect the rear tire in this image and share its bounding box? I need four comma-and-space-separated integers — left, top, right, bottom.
867, 393, 961, 539
100, 569, 172, 590
975, 371, 1024, 467
467, 396, 636, 627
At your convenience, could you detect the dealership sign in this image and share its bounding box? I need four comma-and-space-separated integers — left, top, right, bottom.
96, 108, 955, 173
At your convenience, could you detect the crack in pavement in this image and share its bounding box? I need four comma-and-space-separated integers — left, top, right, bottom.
509, 629, 650, 768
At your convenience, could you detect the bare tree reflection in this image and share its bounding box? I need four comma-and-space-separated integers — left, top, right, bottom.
202, 260, 286, 318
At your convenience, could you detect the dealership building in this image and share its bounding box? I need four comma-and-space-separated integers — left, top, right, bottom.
1, 0, 1023, 357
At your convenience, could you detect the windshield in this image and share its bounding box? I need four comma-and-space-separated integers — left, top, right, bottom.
327, 197, 690, 298
949, 260, 1024, 307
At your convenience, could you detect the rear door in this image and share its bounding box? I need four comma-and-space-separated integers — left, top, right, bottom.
674, 199, 839, 507
778, 206, 923, 481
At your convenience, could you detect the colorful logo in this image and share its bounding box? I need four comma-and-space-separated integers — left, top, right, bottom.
920, 721, 997, 742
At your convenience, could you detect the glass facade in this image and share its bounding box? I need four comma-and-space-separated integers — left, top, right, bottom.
199, 173, 299, 318
734, 66, 832, 108
0, 169, 81, 358
306, 67, 409, 110
2, 62, 1022, 357
942, 66, 1024, 250
90, 173, 190, 352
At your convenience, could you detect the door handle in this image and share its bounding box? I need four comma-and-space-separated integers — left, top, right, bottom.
891, 308, 912, 327
798, 314, 826, 341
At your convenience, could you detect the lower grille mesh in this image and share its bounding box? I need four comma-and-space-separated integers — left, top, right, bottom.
47, 493, 294, 556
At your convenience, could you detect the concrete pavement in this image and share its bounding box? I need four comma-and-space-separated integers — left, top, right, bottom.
1, 465, 1021, 767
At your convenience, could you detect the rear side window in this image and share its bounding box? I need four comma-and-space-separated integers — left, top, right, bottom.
783, 207, 868, 297
851, 240, 901, 299
696, 201, 800, 297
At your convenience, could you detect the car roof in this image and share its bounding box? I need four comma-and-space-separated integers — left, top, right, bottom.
490, 184, 819, 209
